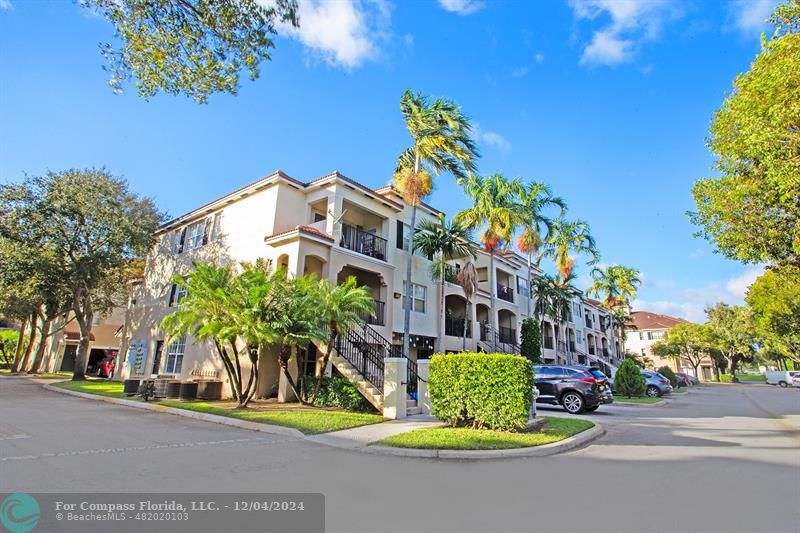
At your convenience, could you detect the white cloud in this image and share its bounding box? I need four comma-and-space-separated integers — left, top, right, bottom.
632, 265, 766, 323
438, 0, 484, 16
474, 124, 511, 153
277, 0, 391, 69
511, 66, 529, 78
568, 0, 680, 66
534, 52, 545, 63
728, 0, 780, 35
0, 0, 13, 9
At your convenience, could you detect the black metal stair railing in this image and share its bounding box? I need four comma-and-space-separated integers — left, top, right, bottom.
335, 326, 386, 392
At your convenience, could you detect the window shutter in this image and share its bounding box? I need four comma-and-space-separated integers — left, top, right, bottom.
177, 227, 187, 254
202, 218, 211, 245
168, 284, 177, 306
396, 221, 404, 249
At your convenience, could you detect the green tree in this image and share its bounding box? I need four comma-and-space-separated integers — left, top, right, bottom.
395, 90, 478, 361
658, 323, 716, 379
0, 330, 19, 370
520, 317, 542, 363
705, 302, 755, 378
547, 219, 599, 280
413, 214, 478, 352
515, 182, 566, 317
689, 0, 800, 266
455, 173, 521, 351
587, 264, 641, 362
615, 358, 646, 398
657, 365, 678, 388
456, 261, 479, 350
746, 265, 800, 362
85, 0, 299, 103
306, 276, 374, 403
0, 169, 163, 380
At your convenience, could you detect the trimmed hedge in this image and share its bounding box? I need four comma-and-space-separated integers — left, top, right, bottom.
429, 352, 535, 431
303, 375, 374, 412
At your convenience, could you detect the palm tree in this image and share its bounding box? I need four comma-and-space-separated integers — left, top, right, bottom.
395, 89, 478, 361
456, 262, 479, 350
547, 219, 599, 279
552, 273, 580, 364
587, 264, 642, 363
161, 262, 253, 406
413, 214, 478, 352
455, 173, 521, 351
516, 181, 566, 317
308, 276, 375, 403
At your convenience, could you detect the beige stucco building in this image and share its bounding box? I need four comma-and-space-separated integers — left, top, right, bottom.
116, 170, 619, 415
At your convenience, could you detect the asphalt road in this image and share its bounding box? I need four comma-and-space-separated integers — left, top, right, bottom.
2, 378, 798, 533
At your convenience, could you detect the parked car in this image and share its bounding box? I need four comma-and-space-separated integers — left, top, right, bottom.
533, 365, 613, 414
792, 375, 800, 389
642, 370, 673, 397
766, 371, 800, 388
675, 372, 698, 386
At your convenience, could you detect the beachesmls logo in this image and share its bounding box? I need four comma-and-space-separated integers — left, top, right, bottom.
0, 493, 40, 533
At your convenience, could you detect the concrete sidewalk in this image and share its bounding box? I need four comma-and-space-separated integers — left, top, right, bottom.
306, 414, 444, 449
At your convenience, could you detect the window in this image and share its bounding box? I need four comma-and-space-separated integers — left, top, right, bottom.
168, 283, 188, 307
639, 332, 645, 340
516, 276, 529, 296
185, 220, 208, 251
313, 212, 326, 223
152, 341, 164, 375
163, 337, 185, 374
647, 331, 664, 341
402, 281, 427, 313
210, 212, 222, 241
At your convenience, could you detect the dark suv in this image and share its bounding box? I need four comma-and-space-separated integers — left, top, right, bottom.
534, 365, 614, 414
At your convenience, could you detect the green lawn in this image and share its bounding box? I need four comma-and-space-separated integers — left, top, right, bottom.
158, 401, 385, 435
613, 395, 664, 404
375, 416, 594, 450
736, 373, 767, 382
52, 379, 126, 398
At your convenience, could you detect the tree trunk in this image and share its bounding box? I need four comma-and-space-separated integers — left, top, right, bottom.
310, 323, 337, 404
72, 289, 93, 381
16, 313, 40, 373
11, 317, 28, 371
526, 253, 532, 318
278, 344, 305, 404
438, 263, 445, 354
214, 339, 242, 405
462, 301, 468, 351
402, 203, 418, 360
30, 317, 54, 373
489, 250, 497, 352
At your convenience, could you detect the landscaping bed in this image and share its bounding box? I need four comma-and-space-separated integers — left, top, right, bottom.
612, 395, 665, 404
375, 416, 594, 450
51, 379, 384, 435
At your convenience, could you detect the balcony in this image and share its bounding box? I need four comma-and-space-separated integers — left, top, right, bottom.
543, 336, 554, 350
361, 300, 385, 326
444, 264, 459, 284
497, 283, 514, 303
498, 326, 516, 344
340, 224, 387, 261
445, 317, 471, 338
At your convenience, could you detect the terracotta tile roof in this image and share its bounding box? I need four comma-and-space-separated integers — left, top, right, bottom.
629, 311, 690, 330
585, 298, 603, 307
264, 225, 334, 243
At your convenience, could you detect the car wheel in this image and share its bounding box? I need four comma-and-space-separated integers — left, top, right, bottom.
779, 381, 788, 388
646, 385, 661, 398
585, 406, 599, 412
561, 392, 585, 414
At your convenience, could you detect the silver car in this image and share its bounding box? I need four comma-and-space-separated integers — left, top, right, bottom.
642, 370, 673, 397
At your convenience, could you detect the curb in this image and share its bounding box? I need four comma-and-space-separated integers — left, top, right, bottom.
612, 398, 669, 408
363, 423, 605, 459
42, 384, 305, 439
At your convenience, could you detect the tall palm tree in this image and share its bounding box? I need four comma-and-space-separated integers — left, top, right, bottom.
413, 213, 478, 352
552, 272, 580, 364
547, 219, 599, 279
455, 173, 521, 351
587, 264, 642, 363
456, 261, 479, 350
516, 181, 566, 317
395, 90, 478, 361
308, 276, 375, 403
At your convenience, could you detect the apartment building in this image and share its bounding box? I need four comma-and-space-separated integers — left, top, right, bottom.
625, 311, 714, 380
116, 170, 618, 412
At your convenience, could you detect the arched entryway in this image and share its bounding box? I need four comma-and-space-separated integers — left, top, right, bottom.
303, 254, 327, 278
497, 309, 517, 344
444, 294, 471, 338
337, 265, 384, 326
476, 303, 490, 342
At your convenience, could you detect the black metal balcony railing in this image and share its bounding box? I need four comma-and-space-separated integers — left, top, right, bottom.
340, 224, 387, 261
588, 345, 596, 355
361, 300, 385, 327
444, 264, 459, 284
543, 336, 554, 350
445, 317, 471, 338
497, 283, 514, 303
498, 326, 516, 344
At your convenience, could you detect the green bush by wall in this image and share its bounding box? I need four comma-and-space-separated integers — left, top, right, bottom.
428, 352, 535, 431
304, 375, 374, 412
718, 374, 735, 383
615, 359, 646, 398
520, 318, 542, 364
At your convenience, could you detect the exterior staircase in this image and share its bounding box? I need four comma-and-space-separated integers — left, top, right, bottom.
478, 324, 521, 355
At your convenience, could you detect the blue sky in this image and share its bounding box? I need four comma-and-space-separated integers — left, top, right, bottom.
0, 0, 781, 322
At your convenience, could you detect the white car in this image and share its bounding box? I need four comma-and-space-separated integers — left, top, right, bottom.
765, 371, 800, 388
792, 375, 800, 389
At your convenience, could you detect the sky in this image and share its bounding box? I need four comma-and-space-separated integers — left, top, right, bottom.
0, 0, 782, 322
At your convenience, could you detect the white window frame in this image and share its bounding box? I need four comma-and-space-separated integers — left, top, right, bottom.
185, 220, 206, 252
402, 281, 427, 314
163, 337, 186, 374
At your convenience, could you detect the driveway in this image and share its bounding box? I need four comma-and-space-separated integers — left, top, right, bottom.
2, 378, 798, 533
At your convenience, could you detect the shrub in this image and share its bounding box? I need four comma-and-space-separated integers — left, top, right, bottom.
303, 375, 374, 412
718, 374, 735, 383
520, 318, 542, 364
615, 359, 646, 398
138, 380, 156, 402
429, 352, 535, 431
657, 366, 678, 387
